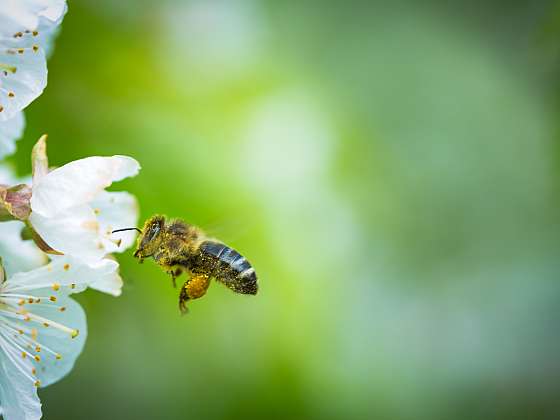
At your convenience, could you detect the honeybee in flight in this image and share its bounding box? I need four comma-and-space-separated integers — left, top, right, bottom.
113, 215, 258, 313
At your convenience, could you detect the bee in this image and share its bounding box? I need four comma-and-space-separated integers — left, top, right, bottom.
113, 215, 258, 313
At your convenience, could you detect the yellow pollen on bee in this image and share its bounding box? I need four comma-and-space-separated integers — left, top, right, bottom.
52, 283, 60, 291
63, 264, 70, 271
59, 306, 66, 312
43, 322, 49, 327
71, 329, 79, 339
21, 352, 27, 359
34, 355, 40, 362
34, 380, 41, 387
56, 354, 62, 360
49, 296, 57, 302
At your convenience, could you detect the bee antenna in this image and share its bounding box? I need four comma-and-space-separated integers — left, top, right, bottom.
112, 227, 142, 234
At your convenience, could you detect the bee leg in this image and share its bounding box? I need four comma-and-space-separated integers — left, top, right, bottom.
179, 282, 190, 315
168, 268, 182, 288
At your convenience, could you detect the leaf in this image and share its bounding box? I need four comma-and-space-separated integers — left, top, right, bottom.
31, 134, 49, 184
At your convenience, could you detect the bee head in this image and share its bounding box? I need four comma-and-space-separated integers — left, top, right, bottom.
134, 215, 166, 259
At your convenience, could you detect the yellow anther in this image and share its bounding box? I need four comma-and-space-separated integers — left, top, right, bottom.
34, 355, 40, 362
71, 329, 79, 339
56, 354, 62, 360
32, 45, 38, 52
35, 346, 41, 353
32, 368, 36, 375
32, 31, 38, 36
24, 315, 31, 322
21, 352, 27, 359
43, 322, 49, 327
59, 307, 66, 312
8, 92, 14, 97
70, 283, 76, 289
49, 296, 57, 302
63, 264, 70, 271
18, 329, 24, 335
52, 283, 60, 291
18, 299, 25, 306
34, 380, 41, 387
17, 48, 24, 54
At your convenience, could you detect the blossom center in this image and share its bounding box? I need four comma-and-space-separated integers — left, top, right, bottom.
0, 291, 79, 387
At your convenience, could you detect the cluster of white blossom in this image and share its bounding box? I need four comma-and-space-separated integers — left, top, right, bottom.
0, 2, 139, 419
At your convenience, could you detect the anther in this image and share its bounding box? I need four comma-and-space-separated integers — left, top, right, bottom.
34, 355, 40, 362
63, 264, 70, 271
52, 283, 60, 291
71, 329, 79, 339
49, 296, 57, 302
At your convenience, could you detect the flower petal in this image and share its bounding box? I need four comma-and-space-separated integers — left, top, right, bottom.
0, 111, 24, 159
0, 221, 47, 277
0, 163, 30, 186
92, 191, 140, 254
5, 256, 122, 297
29, 204, 105, 263
30, 295, 86, 387
0, 44, 47, 122
30, 156, 140, 217
0, 343, 41, 420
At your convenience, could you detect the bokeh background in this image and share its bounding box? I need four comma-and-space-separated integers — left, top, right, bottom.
6, 0, 560, 419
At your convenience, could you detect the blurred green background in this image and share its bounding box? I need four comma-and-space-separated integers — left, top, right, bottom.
7, 0, 560, 419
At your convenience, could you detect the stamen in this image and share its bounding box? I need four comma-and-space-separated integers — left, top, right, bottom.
0, 63, 16, 73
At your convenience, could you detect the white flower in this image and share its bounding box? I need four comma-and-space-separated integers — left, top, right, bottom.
29, 152, 141, 274
0, 255, 120, 420
0, 112, 24, 160
0, 0, 67, 161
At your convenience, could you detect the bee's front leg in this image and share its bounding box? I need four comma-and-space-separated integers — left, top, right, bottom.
167, 267, 183, 288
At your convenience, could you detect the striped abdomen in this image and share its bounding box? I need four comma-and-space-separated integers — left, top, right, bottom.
199, 241, 258, 295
